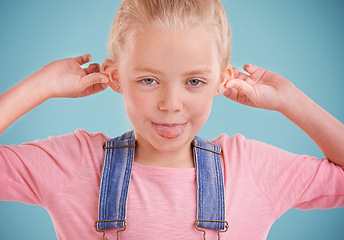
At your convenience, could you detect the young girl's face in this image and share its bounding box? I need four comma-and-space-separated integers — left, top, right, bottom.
115, 27, 228, 154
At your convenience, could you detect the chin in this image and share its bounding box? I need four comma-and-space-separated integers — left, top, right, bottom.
149, 133, 193, 152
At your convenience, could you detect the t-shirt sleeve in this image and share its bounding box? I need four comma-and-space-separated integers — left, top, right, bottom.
0, 130, 106, 207
243, 136, 344, 217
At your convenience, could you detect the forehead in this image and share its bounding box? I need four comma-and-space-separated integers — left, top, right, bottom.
119, 27, 221, 75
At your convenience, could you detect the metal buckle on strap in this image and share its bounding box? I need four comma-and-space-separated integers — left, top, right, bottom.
194, 220, 229, 240
94, 220, 127, 240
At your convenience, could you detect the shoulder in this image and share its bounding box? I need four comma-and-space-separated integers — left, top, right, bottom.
210, 133, 251, 171
72, 129, 111, 144
0, 129, 111, 205
210, 133, 247, 146
209, 133, 302, 174
71, 129, 111, 157
36, 129, 111, 149
210, 133, 298, 158
210, 133, 248, 154
13, 129, 112, 162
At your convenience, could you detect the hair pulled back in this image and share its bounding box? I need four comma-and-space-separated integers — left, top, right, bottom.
108, 0, 231, 70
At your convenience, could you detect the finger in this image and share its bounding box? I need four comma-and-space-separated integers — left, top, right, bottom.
227, 79, 256, 99
233, 67, 240, 78
243, 64, 259, 73
227, 74, 255, 87
74, 73, 109, 98
242, 76, 256, 85
74, 54, 92, 66
73, 82, 108, 98
84, 63, 100, 74
91, 82, 109, 94
244, 64, 266, 80
233, 67, 256, 85
83, 73, 109, 87
233, 67, 248, 80
223, 86, 251, 106
237, 71, 249, 81
223, 87, 237, 101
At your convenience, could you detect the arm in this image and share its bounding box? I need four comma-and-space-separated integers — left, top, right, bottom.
281, 86, 344, 166
0, 54, 109, 135
223, 64, 344, 166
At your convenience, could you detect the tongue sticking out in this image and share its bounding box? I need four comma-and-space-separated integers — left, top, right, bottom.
152, 122, 187, 139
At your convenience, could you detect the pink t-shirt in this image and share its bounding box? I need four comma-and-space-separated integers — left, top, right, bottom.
1, 129, 344, 239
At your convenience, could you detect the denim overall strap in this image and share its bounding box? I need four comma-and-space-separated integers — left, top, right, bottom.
95, 132, 228, 238
193, 136, 227, 231
96, 131, 135, 231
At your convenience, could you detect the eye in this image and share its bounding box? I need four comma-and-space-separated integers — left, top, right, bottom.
187, 79, 204, 87
140, 78, 157, 85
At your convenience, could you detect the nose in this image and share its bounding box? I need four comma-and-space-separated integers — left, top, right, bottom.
158, 86, 183, 112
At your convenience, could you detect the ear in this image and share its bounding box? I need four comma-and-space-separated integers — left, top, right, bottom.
214, 64, 234, 97
101, 59, 122, 94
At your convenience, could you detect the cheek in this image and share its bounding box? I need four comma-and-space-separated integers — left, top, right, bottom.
189, 95, 214, 121
123, 90, 143, 119
122, 88, 154, 126
124, 91, 142, 109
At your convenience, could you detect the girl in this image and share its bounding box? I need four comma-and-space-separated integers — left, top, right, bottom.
1, 0, 344, 239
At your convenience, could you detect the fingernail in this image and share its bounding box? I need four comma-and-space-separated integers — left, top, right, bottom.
101, 78, 109, 83
84, 54, 92, 62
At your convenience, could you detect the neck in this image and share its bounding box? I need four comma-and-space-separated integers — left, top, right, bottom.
134, 139, 195, 168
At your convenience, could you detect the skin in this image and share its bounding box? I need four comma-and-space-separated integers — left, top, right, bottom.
0, 54, 109, 135
225, 65, 344, 167
0, 27, 343, 168
103, 27, 230, 168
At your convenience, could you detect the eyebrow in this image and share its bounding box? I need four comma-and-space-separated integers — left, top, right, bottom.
134, 66, 212, 76
182, 68, 213, 77
134, 66, 163, 75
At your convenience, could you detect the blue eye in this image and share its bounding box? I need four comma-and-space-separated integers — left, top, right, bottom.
187, 79, 204, 87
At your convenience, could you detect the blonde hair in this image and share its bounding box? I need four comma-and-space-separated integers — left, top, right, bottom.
108, 0, 231, 70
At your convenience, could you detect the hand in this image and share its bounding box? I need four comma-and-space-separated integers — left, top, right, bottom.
37, 54, 110, 98
223, 64, 295, 112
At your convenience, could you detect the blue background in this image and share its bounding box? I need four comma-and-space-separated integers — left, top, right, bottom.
0, 0, 343, 239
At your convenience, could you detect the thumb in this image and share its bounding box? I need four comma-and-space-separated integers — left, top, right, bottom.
226, 79, 256, 99
72, 73, 110, 98
82, 73, 110, 86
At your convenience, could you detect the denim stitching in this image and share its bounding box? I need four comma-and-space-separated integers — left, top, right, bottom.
98, 132, 226, 231
194, 136, 226, 230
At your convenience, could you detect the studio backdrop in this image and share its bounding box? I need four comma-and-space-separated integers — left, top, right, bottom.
0, 0, 343, 239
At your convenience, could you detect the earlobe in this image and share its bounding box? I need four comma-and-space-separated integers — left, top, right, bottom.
101, 59, 122, 94
214, 64, 234, 97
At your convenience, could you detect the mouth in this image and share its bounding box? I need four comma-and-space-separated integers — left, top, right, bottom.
152, 122, 188, 139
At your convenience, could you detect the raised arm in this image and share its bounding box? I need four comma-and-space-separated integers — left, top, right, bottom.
0, 54, 109, 135
223, 64, 344, 166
